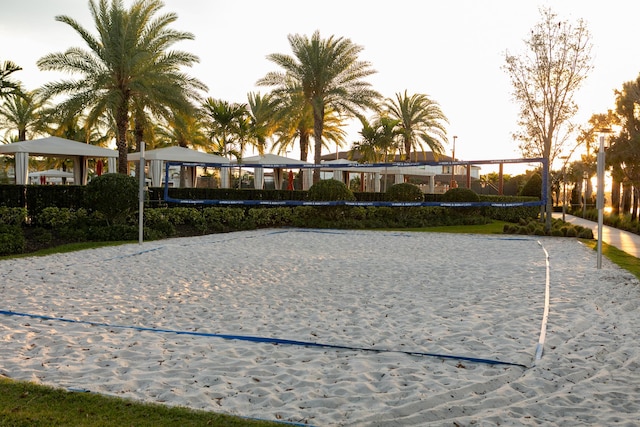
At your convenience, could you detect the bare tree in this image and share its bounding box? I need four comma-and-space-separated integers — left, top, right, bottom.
503, 7, 593, 231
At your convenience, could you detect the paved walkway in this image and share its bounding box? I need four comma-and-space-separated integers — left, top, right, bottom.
553, 213, 640, 259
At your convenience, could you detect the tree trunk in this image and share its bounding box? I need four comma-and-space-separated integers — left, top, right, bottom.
116, 104, 129, 175
611, 176, 621, 215
631, 187, 638, 221
312, 104, 324, 184
134, 120, 144, 181
622, 181, 632, 214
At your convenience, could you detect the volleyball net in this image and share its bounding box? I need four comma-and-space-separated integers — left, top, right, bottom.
161, 157, 548, 208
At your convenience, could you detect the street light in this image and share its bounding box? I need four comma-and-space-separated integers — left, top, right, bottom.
450, 135, 458, 188
597, 129, 611, 269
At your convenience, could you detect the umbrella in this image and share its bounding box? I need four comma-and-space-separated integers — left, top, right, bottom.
96, 159, 103, 176
287, 170, 294, 190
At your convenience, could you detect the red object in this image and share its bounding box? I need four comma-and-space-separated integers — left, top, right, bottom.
96, 160, 103, 176
287, 170, 294, 190
40, 175, 46, 185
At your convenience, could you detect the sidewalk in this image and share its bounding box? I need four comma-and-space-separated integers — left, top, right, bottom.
553, 212, 640, 259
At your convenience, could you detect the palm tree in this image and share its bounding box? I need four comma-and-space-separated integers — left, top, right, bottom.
37, 0, 206, 174
0, 60, 23, 99
156, 110, 208, 150
271, 98, 347, 161
385, 90, 448, 161
247, 92, 281, 156
258, 30, 380, 183
0, 91, 46, 142
351, 115, 400, 190
201, 98, 248, 158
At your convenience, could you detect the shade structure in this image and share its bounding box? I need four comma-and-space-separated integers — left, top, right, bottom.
28, 169, 74, 184
128, 146, 230, 187
237, 153, 312, 190
0, 136, 118, 185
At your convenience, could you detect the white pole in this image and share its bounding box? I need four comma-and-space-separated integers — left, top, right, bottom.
138, 141, 145, 245
596, 135, 605, 269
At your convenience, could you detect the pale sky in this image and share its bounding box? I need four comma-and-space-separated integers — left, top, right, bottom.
2, 0, 640, 174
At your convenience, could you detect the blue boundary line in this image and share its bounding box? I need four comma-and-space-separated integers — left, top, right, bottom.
0, 309, 528, 369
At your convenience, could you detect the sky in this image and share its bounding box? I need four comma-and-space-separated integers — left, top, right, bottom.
2, 0, 640, 175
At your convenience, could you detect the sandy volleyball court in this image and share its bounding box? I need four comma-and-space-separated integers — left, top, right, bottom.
1, 229, 639, 426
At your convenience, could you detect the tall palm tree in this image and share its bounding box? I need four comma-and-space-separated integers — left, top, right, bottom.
0, 60, 23, 99
258, 30, 380, 183
386, 90, 448, 161
37, 0, 206, 174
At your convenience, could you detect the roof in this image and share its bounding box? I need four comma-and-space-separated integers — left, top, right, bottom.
236, 153, 311, 167
128, 146, 229, 163
0, 136, 118, 158
321, 151, 453, 163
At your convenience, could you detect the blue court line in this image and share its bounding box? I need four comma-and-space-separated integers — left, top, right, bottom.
0, 309, 528, 369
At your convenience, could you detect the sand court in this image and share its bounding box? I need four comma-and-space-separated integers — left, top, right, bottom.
1, 229, 639, 426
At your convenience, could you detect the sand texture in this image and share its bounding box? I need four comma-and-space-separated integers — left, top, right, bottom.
1, 229, 639, 426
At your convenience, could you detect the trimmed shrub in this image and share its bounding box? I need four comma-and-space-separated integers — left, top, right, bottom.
37, 207, 88, 229
0, 207, 27, 225
85, 173, 138, 225
307, 179, 356, 201
441, 187, 480, 203
441, 187, 480, 215
0, 224, 25, 255
520, 173, 542, 198
386, 183, 424, 202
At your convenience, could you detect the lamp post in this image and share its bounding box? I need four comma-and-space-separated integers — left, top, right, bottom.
450, 135, 457, 188
596, 129, 611, 269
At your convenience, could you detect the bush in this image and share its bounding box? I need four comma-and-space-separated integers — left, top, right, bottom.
386, 183, 424, 202
307, 179, 356, 202
85, 173, 139, 225
520, 173, 542, 198
0, 207, 27, 226
441, 187, 480, 203
441, 188, 480, 215
37, 207, 88, 229
0, 224, 25, 255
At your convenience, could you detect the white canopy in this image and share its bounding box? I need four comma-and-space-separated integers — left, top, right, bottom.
0, 136, 118, 185
237, 153, 312, 190
128, 146, 230, 187
28, 169, 75, 185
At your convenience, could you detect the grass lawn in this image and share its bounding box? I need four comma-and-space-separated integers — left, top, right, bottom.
580, 239, 640, 280
0, 377, 281, 427
1, 220, 637, 426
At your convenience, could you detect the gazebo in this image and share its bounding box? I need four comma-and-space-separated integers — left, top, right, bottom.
128, 146, 230, 187
238, 153, 313, 190
0, 136, 118, 185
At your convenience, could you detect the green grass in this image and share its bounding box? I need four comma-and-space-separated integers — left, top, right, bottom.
0, 377, 280, 427
0, 241, 134, 260
389, 220, 509, 234
581, 239, 640, 280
